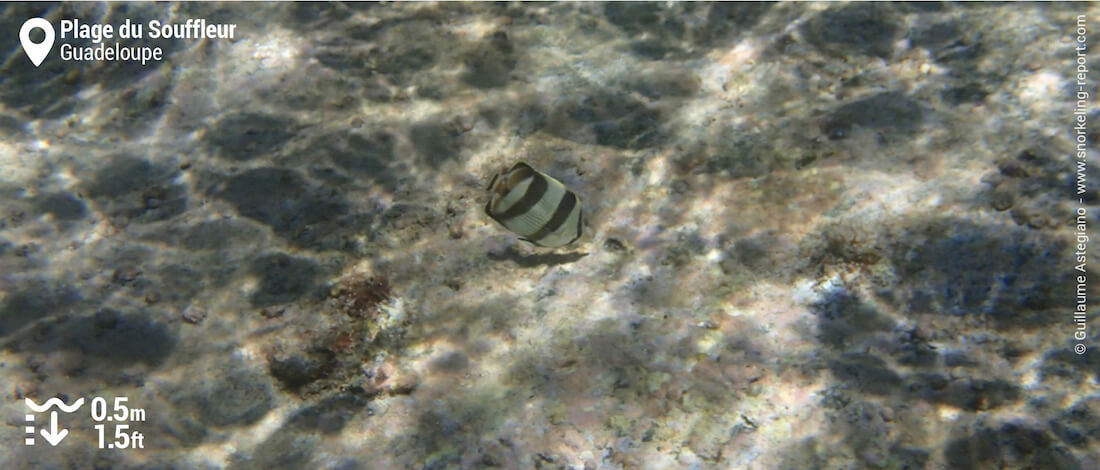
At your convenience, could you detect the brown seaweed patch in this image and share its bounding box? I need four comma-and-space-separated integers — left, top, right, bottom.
330, 274, 393, 319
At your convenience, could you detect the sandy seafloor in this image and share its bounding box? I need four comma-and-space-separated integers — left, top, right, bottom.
1, 1, 1099, 469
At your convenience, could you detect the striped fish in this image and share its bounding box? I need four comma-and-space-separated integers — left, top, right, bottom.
485, 162, 583, 247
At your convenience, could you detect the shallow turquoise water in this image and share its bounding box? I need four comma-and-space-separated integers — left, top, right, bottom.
0, 2, 1098, 469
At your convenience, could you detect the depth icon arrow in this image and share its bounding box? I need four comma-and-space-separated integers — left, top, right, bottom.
40, 411, 67, 446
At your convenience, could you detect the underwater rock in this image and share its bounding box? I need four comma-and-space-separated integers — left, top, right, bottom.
189, 368, 275, 427
111, 265, 143, 285
181, 305, 207, 324
269, 350, 336, 391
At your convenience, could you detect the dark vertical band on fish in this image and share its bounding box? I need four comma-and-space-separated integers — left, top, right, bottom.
497, 171, 547, 220
530, 190, 576, 242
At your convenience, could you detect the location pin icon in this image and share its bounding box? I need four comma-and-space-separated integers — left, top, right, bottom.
20, 18, 55, 67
